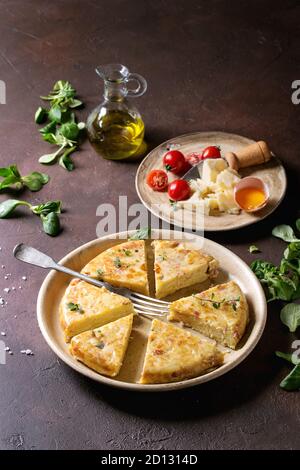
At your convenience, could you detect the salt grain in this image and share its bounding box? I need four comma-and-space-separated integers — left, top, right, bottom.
3, 288, 10, 293
20, 349, 34, 356
1, 265, 5, 269
1, 332, 6, 336
4, 276, 8, 280
8, 351, 13, 355
18, 286, 22, 289
4, 346, 10, 351
22, 276, 27, 281
0, 298, 4, 305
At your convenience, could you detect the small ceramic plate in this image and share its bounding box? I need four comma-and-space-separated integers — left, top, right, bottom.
135, 131, 287, 231
37, 230, 267, 392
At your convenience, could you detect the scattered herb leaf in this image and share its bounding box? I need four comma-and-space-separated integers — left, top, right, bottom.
40, 212, 60, 236
276, 351, 300, 365
280, 364, 300, 391
35, 107, 48, 124
249, 245, 260, 254
123, 249, 132, 256
113, 257, 122, 268
0, 164, 49, 192
66, 302, 84, 313
272, 224, 300, 243
280, 303, 300, 332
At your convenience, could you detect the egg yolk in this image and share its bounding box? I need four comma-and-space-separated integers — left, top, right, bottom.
235, 187, 266, 211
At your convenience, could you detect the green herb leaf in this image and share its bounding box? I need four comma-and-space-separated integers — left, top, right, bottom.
249, 245, 260, 254
39, 146, 64, 164
0, 174, 21, 190
272, 224, 300, 243
40, 212, 60, 236
66, 302, 83, 313
0, 165, 21, 190
21, 172, 49, 191
60, 122, 80, 141
129, 227, 151, 240
123, 249, 132, 256
0, 165, 49, 192
276, 351, 300, 365
48, 105, 62, 123
69, 98, 82, 109
39, 120, 57, 136
96, 268, 104, 278
0, 199, 30, 218
35, 107, 48, 124
280, 303, 300, 332
251, 259, 297, 302
41, 80, 78, 108
59, 146, 76, 171
280, 364, 300, 391
31, 200, 61, 216
113, 257, 122, 268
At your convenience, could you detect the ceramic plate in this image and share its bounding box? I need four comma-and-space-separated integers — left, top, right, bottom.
135, 131, 287, 231
37, 230, 267, 391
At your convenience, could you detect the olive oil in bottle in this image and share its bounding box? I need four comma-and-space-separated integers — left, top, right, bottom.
87, 64, 147, 160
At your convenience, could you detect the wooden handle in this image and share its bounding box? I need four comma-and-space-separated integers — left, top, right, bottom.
225, 141, 272, 170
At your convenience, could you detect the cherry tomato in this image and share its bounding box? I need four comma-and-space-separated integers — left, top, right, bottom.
201, 145, 221, 160
181, 159, 192, 174
168, 179, 190, 201
146, 169, 168, 192
163, 150, 186, 175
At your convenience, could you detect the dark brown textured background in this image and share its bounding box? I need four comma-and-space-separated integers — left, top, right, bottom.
0, 0, 300, 451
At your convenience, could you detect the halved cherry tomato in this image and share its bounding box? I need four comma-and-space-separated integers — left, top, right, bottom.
201, 145, 221, 160
146, 169, 168, 192
168, 179, 190, 201
163, 150, 186, 175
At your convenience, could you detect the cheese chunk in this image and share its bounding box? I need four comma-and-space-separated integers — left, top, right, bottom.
153, 240, 219, 299
70, 314, 134, 377
81, 240, 149, 295
216, 168, 241, 190
60, 279, 135, 342
139, 319, 224, 384
169, 281, 248, 349
201, 158, 228, 184
216, 190, 240, 214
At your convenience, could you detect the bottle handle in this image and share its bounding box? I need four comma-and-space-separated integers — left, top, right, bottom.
126, 73, 147, 98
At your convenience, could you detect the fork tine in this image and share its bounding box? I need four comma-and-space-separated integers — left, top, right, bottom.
132, 302, 168, 314
135, 308, 166, 317
132, 297, 169, 311
130, 292, 170, 305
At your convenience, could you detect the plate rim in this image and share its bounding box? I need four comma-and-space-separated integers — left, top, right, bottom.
37, 229, 267, 392
135, 130, 287, 232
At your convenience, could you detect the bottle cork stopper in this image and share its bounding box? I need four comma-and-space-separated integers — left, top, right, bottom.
225, 141, 272, 170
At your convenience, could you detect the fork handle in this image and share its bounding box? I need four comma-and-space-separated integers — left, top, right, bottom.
13, 243, 106, 289
53, 264, 106, 289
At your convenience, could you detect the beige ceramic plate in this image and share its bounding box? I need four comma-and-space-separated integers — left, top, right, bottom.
136, 131, 287, 231
37, 230, 267, 391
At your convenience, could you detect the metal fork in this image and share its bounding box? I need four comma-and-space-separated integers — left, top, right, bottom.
13, 243, 169, 317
